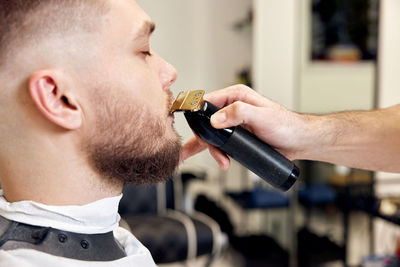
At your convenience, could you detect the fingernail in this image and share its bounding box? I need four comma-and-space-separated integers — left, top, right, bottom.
211, 112, 226, 125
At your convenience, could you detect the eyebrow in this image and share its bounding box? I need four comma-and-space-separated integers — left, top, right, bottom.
134, 21, 156, 40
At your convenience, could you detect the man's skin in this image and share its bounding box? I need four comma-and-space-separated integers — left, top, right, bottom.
181, 85, 400, 173
0, 0, 179, 206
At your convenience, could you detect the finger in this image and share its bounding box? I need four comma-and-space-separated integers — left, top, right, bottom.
210, 101, 259, 129
179, 136, 208, 164
180, 136, 231, 170
204, 84, 268, 108
207, 144, 230, 170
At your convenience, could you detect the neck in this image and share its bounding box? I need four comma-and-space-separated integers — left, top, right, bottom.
2, 175, 123, 206
0, 140, 123, 206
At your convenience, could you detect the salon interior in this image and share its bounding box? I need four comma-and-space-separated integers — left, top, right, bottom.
119, 1, 400, 266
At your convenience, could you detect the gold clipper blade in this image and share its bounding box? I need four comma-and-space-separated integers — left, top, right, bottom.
170, 90, 205, 113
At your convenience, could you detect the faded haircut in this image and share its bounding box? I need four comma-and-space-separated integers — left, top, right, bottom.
0, 0, 109, 68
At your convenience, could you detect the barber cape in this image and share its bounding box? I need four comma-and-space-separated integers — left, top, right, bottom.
0, 191, 156, 267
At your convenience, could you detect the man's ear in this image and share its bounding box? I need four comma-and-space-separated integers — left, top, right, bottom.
28, 70, 82, 130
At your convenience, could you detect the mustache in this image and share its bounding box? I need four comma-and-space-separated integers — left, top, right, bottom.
167, 91, 174, 115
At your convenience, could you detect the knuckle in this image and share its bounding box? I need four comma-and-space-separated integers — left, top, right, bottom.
232, 84, 248, 94
242, 88, 252, 102
230, 84, 252, 102
231, 101, 241, 113
230, 85, 242, 96
237, 84, 252, 96
238, 84, 251, 91
230, 102, 245, 123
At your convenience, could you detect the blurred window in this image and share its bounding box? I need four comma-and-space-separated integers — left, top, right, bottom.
311, 0, 379, 62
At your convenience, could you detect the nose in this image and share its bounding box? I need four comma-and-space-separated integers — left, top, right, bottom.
159, 57, 178, 90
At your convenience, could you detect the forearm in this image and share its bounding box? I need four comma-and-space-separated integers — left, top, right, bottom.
300, 104, 400, 172
181, 85, 400, 173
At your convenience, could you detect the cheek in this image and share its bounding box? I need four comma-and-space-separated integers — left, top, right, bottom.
125, 66, 161, 96
96, 58, 166, 118
128, 80, 167, 115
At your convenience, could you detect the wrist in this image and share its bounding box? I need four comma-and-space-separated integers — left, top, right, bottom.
295, 114, 342, 161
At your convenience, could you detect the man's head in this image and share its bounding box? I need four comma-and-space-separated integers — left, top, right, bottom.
0, 0, 180, 192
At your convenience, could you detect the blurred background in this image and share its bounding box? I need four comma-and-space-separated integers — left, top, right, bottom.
120, 1, 400, 266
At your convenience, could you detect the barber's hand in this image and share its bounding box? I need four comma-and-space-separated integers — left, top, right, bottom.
180, 84, 308, 170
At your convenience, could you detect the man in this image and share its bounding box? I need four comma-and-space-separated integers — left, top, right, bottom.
0, 0, 180, 266
181, 85, 400, 173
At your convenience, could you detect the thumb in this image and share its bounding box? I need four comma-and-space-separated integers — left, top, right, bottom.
210, 101, 257, 129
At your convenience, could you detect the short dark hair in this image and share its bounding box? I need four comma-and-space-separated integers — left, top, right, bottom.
0, 0, 109, 68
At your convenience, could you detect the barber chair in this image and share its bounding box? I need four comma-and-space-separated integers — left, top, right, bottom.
119, 176, 226, 265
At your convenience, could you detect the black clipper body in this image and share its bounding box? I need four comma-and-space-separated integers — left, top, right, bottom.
184, 101, 299, 191
170, 90, 299, 191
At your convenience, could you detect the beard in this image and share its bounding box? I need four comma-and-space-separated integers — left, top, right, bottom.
83, 91, 181, 186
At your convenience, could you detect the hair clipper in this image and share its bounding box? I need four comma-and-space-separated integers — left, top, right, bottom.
171, 90, 299, 191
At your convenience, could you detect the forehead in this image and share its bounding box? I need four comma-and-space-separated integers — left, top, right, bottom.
105, 0, 152, 39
